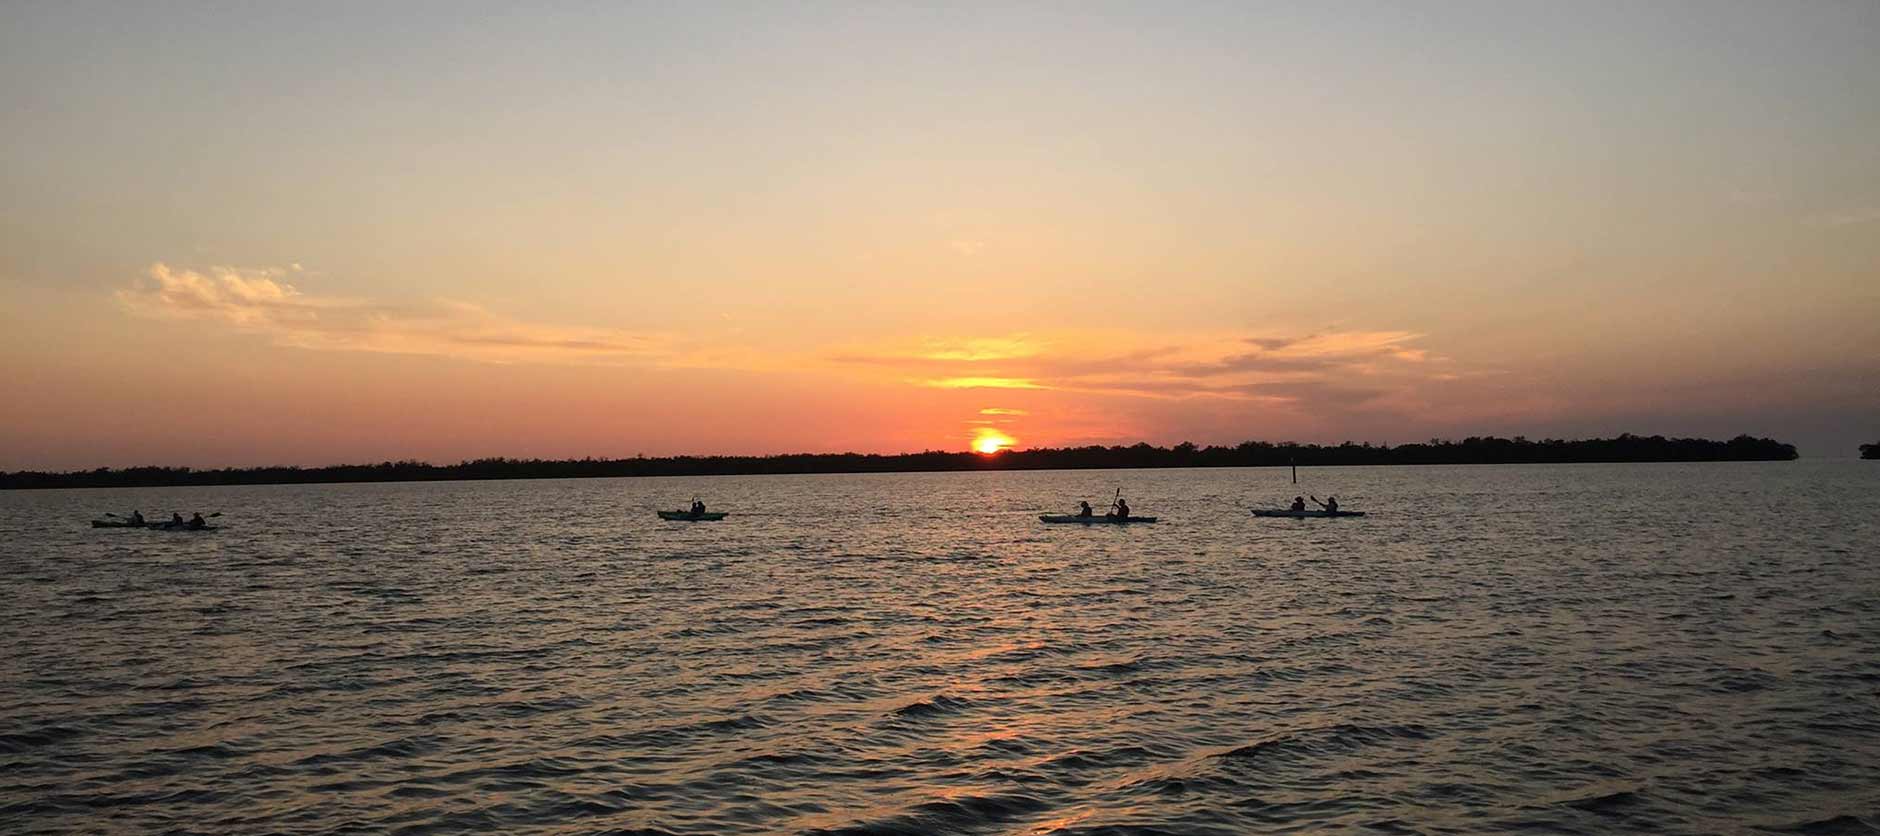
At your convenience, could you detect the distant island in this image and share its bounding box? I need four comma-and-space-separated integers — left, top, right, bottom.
1863, 442, 1878, 460
0, 434, 1798, 490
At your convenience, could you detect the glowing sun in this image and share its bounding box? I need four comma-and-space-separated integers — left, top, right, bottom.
972, 429, 1016, 454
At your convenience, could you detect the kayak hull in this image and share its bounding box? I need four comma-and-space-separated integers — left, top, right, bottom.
1039, 515, 1157, 524
1251, 510, 1366, 518
94, 519, 217, 529
658, 511, 728, 521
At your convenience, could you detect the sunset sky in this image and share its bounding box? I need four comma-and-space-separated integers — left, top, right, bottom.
3, 2, 1876, 469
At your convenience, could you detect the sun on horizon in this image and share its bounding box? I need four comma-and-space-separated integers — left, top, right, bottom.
972, 429, 1016, 455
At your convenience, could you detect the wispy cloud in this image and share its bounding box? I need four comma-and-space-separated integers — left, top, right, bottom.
1806, 207, 1880, 228
924, 377, 1045, 389
831, 335, 1042, 366
1167, 332, 1426, 377
117, 263, 1476, 426
118, 263, 675, 365
832, 328, 1462, 419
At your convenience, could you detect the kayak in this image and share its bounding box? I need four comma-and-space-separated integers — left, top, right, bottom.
150, 523, 219, 531
1251, 509, 1366, 518
92, 520, 147, 528
658, 511, 728, 521
1039, 515, 1158, 524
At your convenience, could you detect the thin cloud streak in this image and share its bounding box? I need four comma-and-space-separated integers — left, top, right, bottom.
830, 336, 1042, 366
833, 328, 1469, 424
1806, 207, 1880, 228
118, 264, 678, 366
923, 377, 1045, 390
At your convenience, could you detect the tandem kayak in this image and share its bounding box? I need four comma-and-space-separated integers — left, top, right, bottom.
94, 520, 219, 530
658, 511, 728, 521
1039, 515, 1158, 524
1251, 509, 1366, 518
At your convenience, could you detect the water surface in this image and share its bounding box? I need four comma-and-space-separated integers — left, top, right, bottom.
2, 462, 1876, 833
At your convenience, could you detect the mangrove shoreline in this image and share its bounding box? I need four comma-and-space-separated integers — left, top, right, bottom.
1, 434, 1800, 490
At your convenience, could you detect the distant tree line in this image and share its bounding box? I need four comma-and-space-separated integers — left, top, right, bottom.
0, 433, 1799, 490
1863, 442, 1879, 460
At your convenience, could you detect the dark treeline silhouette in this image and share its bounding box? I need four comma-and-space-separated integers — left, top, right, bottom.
0, 433, 1798, 490
1863, 442, 1879, 460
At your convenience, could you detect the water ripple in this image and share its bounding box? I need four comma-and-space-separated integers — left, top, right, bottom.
2, 462, 1878, 833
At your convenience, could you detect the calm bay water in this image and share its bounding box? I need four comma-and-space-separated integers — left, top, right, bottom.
2, 462, 1876, 834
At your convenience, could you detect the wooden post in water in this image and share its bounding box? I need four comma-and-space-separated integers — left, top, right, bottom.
1291, 458, 1297, 484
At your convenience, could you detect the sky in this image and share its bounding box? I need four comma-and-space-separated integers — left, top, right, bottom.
2, 1, 1876, 469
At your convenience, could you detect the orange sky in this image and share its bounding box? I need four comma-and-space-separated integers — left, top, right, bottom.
2, 3, 1877, 468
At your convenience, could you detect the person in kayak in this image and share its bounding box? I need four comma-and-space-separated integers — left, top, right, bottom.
1290, 496, 1307, 512
170, 512, 184, 526
1311, 495, 1339, 513
187, 513, 207, 530
1076, 500, 1094, 518
1111, 497, 1131, 520
689, 499, 706, 516
129, 510, 146, 526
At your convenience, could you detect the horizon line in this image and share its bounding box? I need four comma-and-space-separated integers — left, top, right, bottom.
3, 431, 1803, 476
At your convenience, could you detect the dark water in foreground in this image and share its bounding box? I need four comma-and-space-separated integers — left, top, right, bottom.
2, 462, 1877, 834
